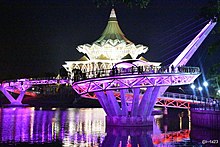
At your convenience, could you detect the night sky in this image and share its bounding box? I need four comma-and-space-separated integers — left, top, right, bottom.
0, 0, 219, 80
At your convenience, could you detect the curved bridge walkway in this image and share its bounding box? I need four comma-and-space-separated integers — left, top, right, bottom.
0, 78, 70, 105
73, 66, 200, 111
71, 65, 200, 125
0, 66, 200, 109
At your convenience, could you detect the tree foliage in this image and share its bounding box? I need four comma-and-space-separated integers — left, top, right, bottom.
199, 0, 220, 19
199, 1, 220, 98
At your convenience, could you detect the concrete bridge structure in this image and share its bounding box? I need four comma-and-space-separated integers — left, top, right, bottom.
0, 9, 217, 127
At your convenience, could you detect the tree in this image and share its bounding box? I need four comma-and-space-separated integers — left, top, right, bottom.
200, 0, 220, 98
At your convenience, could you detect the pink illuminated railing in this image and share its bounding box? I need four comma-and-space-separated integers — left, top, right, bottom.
0, 77, 70, 93
0, 77, 71, 104
73, 66, 200, 82
72, 66, 200, 96
0, 66, 200, 88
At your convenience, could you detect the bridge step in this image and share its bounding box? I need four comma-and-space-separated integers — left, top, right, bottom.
106, 116, 153, 127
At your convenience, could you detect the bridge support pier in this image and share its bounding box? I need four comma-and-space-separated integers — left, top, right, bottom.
95, 86, 161, 127
0, 87, 28, 105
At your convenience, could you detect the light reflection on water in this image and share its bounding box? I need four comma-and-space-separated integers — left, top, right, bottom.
0, 108, 106, 146
0, 107, 205, 146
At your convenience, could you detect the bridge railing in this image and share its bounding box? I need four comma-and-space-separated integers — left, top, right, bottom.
190, 101, 220, 111
1, 77, 71, 88
2, 76, 71, 83
163, 92, 220, 110
73, 66, 200, 82
162, 92, 206, 102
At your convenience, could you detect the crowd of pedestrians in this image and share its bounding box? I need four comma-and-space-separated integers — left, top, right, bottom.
73, 65, 200, 81
191, 99, 220, 111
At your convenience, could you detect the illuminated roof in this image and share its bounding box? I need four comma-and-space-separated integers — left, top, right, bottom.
78, 55, 89, 61
122, 54, 132, 59
77, 9, 148, 60
94, 9, 132, 45
139, 56, 149, 62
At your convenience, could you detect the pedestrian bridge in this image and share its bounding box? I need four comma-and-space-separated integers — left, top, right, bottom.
0, 65, 202, 109
0, 77, 70, 105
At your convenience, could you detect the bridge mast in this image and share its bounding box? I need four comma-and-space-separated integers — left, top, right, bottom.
171, 19, 217, 68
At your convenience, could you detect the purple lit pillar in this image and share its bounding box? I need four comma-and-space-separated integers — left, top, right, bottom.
95, 92, 109, 115
106, 91, 121, 116
16, 90, 26, 104
120, 89, 128, 116
0, 88, 28, 105
145, 87, 160, 117
137, 87, 153, 116
96, 87, 155, 126
1, 88, 19, 104
131, 88, 140, 116
95, 91, 114, 116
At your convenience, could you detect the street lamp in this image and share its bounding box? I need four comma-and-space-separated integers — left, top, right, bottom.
198, 86, 203, 91
203, 81, 208, 87
204, 77, 219, 97
217, 89, 220, 95
190, 84, 196, 90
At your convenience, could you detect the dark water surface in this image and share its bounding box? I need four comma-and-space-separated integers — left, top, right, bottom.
0, 107, 218, 146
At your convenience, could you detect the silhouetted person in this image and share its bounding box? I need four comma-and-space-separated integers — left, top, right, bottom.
138, 66, 141, 74
166, 66, 169, 73
115, 67, 118, 75
213, 99, 216, 111
131, 66, 134, 74
97, 72, 100, 78
112, 67, 115, 76
59, 67, 68, 78
171, 65, 174, 72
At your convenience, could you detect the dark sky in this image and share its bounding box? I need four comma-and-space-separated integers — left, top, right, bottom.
0, 0, 219, 80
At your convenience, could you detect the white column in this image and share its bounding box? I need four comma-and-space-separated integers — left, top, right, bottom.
131, 88, 140, 116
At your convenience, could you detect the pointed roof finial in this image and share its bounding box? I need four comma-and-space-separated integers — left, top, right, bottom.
95, 8, 132, 44
109, 9, 117, 20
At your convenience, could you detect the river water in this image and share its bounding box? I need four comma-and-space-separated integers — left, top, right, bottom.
0, 107, 217, 146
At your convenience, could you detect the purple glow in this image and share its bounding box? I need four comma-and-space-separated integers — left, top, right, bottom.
0, 107, 213, 146
73, 73, 200, 95
113, 59, 149, 68
0, 108, 106, 145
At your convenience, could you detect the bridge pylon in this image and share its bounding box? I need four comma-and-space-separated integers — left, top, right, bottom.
0, 78, 70, 105
95, 86, 161, 127
0, 83, 30, 105
73, 68, 200, 127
